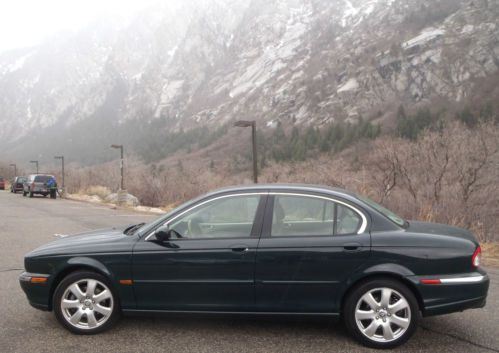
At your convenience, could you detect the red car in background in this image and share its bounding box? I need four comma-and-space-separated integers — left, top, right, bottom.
0, 177, 5, 190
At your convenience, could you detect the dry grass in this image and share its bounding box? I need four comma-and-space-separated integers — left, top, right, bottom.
482, 242, 499, 268
81, 185, 112, 200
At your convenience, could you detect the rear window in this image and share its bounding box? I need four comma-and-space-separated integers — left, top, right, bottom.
34, 175, 52, 182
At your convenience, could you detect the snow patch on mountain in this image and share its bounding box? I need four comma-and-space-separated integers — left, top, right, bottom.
402, 28, 445, 50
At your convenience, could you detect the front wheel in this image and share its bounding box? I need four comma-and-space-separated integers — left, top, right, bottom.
53, 271, 120, 334
344, 278, 419, 349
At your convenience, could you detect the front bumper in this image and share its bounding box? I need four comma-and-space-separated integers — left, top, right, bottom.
19, 272, 52, 311
408, 270, 489, 316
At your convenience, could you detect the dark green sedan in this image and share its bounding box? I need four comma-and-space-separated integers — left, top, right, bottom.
19, 184, 489, 349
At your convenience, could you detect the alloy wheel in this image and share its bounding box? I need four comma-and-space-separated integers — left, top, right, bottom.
354, 287, 411, 343
60, 278, 114, 330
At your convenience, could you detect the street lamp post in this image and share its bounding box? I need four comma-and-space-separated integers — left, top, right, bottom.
9, 164, 16, 177
234, 120, 258, 183
54, 156, 64, 190
110, 144, 124, 190
30, 160, 39, 174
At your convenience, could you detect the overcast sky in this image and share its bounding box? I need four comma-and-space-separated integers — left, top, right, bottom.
0, 0, 161, 52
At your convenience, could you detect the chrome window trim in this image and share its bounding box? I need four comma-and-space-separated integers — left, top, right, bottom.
144, 192, 267, 241
269, 192, 368, 234
144, 191, 368, 241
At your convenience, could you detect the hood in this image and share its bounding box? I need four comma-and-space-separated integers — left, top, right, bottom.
406, 221, 478, 244
27, 225, 135, 258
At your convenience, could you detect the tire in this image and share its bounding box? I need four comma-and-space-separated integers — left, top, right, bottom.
23, 191, 27, 197
43, 193, 48, 197
53, 271, 120, 335
29, 191, 33, 198
343, 278, 419, 349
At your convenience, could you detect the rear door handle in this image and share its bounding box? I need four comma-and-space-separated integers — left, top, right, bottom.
230, 245, 249, 253
343, 243, 362, 251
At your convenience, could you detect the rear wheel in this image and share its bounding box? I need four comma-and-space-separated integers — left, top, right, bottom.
53, 271, 120, 334
29, 191, 33, 197
23, 191, 27, 197
344, 278, 419, 349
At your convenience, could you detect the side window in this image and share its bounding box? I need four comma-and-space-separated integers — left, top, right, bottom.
336, 204, 362, 235
271, 195, 364, 237
169, 195, 260, 239
271, 195, 335, 237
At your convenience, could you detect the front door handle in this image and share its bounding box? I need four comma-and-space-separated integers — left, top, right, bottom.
343, 243, 361, 251
230, 245, 249, 253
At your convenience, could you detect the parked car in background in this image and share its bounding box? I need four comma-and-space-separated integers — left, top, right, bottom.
11, 176, 26, 193
19, 184, 489, 348
23, 174, 56, 198
0, 177, 5, 190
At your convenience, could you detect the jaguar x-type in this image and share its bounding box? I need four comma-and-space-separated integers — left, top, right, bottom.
19, 184, 489, 349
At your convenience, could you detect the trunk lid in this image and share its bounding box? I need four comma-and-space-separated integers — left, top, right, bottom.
406, 220, 478, 244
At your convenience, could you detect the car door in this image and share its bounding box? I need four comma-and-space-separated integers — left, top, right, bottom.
255, 193, 371, 313
132, 193, 267, 311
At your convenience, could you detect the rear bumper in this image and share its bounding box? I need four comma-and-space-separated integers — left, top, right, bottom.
408, 270, 489, 317
32, 188, 49, 193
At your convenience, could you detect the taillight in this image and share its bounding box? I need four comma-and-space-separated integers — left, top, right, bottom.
472, 246, 481, 268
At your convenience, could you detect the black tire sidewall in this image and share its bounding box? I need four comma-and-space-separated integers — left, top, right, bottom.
344, 278, 419, 349
53, 270, 120, 335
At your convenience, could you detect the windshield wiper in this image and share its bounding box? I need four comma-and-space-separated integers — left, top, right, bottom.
124, 223, 146, 235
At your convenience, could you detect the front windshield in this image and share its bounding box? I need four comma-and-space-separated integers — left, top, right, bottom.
358, 196, 406, 227
136, 195, 205, 237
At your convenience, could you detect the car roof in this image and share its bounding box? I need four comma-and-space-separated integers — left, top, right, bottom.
206, 183, 360, 200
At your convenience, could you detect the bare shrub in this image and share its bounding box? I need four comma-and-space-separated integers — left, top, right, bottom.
61, 121, 499, 242
82, 186, 112, 200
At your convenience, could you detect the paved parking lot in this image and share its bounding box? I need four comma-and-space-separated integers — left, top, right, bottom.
0, 191, 498, 353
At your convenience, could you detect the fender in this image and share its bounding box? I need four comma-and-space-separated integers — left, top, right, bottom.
362, 263, 415, 277
345, 263, 416, 289
335, 263, 417, 310
66, 256, 113, 277
46, 257, 116, 311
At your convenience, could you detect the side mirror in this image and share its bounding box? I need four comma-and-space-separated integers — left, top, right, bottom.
154, 225, 171, 242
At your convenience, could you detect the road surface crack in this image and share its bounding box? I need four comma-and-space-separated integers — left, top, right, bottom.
0, 268, 23, 272
420, 325, 499, 352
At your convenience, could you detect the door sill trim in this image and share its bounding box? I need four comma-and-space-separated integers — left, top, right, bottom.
123, 309, 340, 317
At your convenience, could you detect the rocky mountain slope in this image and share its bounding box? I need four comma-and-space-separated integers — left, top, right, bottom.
0, 0, 498, 165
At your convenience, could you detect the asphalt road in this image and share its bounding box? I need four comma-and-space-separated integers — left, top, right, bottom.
0, 190, 498, 353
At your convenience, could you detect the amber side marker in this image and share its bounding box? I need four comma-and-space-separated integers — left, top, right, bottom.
31, 277, 48, 283
119, 279, 133, 285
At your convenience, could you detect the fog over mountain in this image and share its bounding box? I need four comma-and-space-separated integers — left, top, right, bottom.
0, 0, 498, 165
